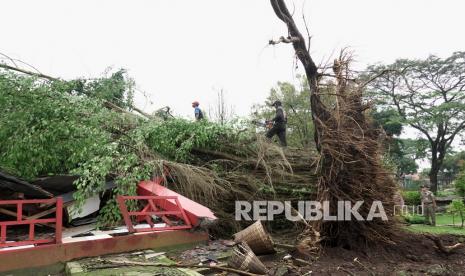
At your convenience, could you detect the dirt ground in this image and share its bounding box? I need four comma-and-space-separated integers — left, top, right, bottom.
70, 232, 465, 276
262, 233, 465, 276
164, 231, 465, 275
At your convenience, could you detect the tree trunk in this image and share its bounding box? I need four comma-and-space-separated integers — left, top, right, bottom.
429, 146, 440, 193
429, 168, 439, 193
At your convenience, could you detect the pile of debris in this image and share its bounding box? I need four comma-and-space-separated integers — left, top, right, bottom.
65, 221, 311, 276
0, 171, 114, 227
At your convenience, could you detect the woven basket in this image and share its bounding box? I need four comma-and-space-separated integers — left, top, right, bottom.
233, 220, 275, 255
228, 242, 268, 274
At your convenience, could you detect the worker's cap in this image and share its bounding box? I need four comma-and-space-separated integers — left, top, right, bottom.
271, 100, 282, 107
192, 101, 200, 106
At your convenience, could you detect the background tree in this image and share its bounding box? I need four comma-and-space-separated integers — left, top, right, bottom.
442, 151, 465, 179
455, 164, 465, 197
252, 75, 314, 147
370, 108, 428, 176
387, 138, 428, 176
370, 108, 403, 137
209, 88, 235, 125
367, 52, 465, 192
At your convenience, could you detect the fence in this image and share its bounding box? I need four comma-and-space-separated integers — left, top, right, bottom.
0, 197, 62, 248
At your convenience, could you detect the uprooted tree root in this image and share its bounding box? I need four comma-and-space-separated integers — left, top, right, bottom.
270, 0, 398, 252
298, 55, 399, 252
424, 234, 465, 255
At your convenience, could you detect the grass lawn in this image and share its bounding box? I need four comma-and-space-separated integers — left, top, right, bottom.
406, 224, 465, 236
404, 213, 465, 236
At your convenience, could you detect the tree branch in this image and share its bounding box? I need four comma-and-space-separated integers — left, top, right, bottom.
0, 63, 58, 81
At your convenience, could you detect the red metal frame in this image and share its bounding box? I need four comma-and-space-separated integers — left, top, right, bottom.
117, 195, 192, 233
0, 198, 62, 248
138, 181, 217, 227
0, 230, 208, 273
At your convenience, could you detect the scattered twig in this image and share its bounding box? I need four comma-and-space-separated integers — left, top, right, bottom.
353, 258, 375, 276
284, 202, 310, 227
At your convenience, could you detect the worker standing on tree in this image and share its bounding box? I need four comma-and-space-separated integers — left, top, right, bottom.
192, 101, 204, 121
420, 185, 436, 226
266, 100, 287, 147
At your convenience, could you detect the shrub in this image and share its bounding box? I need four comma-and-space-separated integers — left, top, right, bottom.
455, 172, 465, 197
436, 190, 456, 197
403, 213, 425, 224
402, 191, 421, 206
447, 199, 465, 227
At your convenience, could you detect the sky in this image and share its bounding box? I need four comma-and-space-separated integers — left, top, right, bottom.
1, 0, 464, 119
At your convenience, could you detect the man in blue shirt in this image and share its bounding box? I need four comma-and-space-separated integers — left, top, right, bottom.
192, 101, 204, 121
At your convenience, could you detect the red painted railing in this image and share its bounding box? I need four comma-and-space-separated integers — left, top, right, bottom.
117, 195, 192, 233
0, 198, 62, 248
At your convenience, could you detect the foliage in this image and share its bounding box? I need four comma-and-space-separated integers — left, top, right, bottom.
0, 68, 149, 224
442, 151, 465, 178
72, 118, 237, 224
403, 213, 425, 224
388, 138, 428, 175
76, 69, 135, 109
370, 107, 429, 175
402, 191, 421, 206
142, 119, 235, 161
455, 169, 465, 197
436, 189, 457, 197
447, 199, 465, 227
251, 75, 314, 147
366, 52, 465, 192
370, 107, 403, 136
0, 72, 116, 179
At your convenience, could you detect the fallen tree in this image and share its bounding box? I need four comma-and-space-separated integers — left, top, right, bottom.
0, 63, 317, 234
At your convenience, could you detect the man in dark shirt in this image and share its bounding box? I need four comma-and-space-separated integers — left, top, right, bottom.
266, 100, 287, 147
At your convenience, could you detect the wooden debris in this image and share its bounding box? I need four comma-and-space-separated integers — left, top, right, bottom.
105, 259, 265, 276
